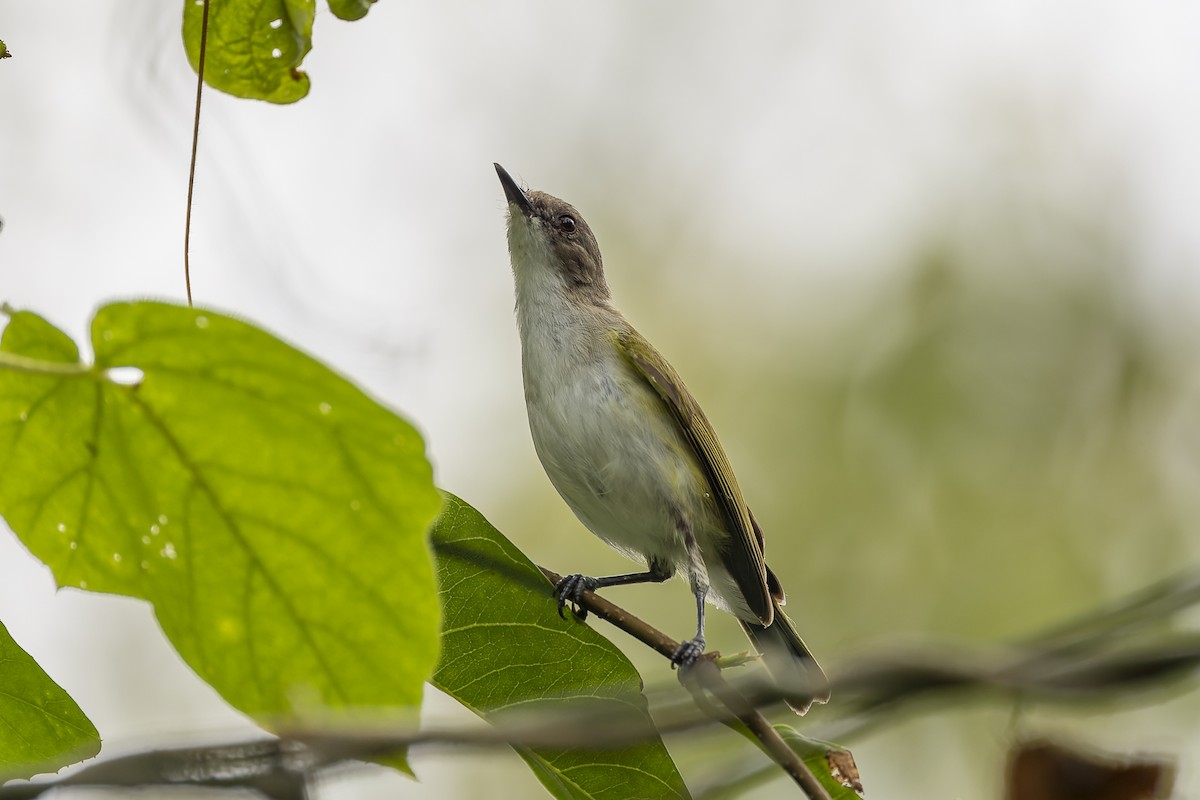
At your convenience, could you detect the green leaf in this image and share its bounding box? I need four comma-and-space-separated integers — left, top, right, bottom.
0, 303, 442, 734
0, 619, 100, 781
327, 0, 375, 21
0, 40, 10, 59
430, 495, 692, 800
776, 726, 863, 799
182, 0, 315, 103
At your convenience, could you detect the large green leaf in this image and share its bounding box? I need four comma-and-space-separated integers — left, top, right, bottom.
431, 495, 691, 800
0, 620, 100, 781
0, 303, 441, 730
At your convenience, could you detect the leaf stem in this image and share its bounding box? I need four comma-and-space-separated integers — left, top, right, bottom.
0, 351, 94, 378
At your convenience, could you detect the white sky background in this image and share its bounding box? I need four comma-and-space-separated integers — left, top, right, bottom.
3, 1, 1200, 797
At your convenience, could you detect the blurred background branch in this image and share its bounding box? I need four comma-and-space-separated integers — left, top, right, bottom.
6, 568, 1198, 799
826, 570, 1200, 733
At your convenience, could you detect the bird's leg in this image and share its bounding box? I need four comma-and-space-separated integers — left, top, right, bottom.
672, 583, 708, 669
671, 510, 709, 669
554, 558, 674, 620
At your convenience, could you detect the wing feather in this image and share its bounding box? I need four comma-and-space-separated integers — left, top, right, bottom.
613, 327, 774, 625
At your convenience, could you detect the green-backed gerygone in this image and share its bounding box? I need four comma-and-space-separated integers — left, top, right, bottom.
495, 164, 829, 712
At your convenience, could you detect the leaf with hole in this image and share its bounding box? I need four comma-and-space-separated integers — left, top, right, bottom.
182, 0, 316, 103
0, 303, 442, 744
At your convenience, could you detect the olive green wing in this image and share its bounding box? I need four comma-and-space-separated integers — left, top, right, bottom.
613, 327, 774, 625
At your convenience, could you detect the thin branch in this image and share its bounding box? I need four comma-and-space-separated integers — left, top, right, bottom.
1019, 570, 1200, 654
537, 566, 694, 659
685, 659, 832, 800
814, 635, 1200, 744
183, 0, 211, 307
538, 566, 830, 798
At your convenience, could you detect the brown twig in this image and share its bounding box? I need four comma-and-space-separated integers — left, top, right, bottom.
538, 566, 682, 660
538, 566, 831, 799
686, 659, 833, 800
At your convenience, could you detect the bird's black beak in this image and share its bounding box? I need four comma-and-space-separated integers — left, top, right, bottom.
494, 163, 535, 217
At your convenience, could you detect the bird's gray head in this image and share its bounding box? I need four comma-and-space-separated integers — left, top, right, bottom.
495, 164, 609, 305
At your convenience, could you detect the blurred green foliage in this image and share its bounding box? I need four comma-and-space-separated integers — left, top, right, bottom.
768, 230, 1189, 647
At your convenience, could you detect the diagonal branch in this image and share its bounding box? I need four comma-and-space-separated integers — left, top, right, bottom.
538, 566, 832, 800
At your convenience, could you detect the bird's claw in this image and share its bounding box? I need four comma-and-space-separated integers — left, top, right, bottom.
670, 637, 706, 669
553, 574, 598, 621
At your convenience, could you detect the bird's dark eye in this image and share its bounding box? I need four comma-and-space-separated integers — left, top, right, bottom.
558, 215, 576, 233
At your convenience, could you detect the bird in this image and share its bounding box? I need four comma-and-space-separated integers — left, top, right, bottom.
495, 163, 829, 712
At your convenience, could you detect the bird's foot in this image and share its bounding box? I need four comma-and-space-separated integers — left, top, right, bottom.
553, 574, 599, 620
670, 636, 706, 669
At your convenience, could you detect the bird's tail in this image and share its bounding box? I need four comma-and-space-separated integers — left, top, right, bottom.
739, 604, 830, 714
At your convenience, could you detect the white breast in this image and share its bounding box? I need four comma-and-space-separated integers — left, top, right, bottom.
516, 284, 699, 567
505, 213, 753, 619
